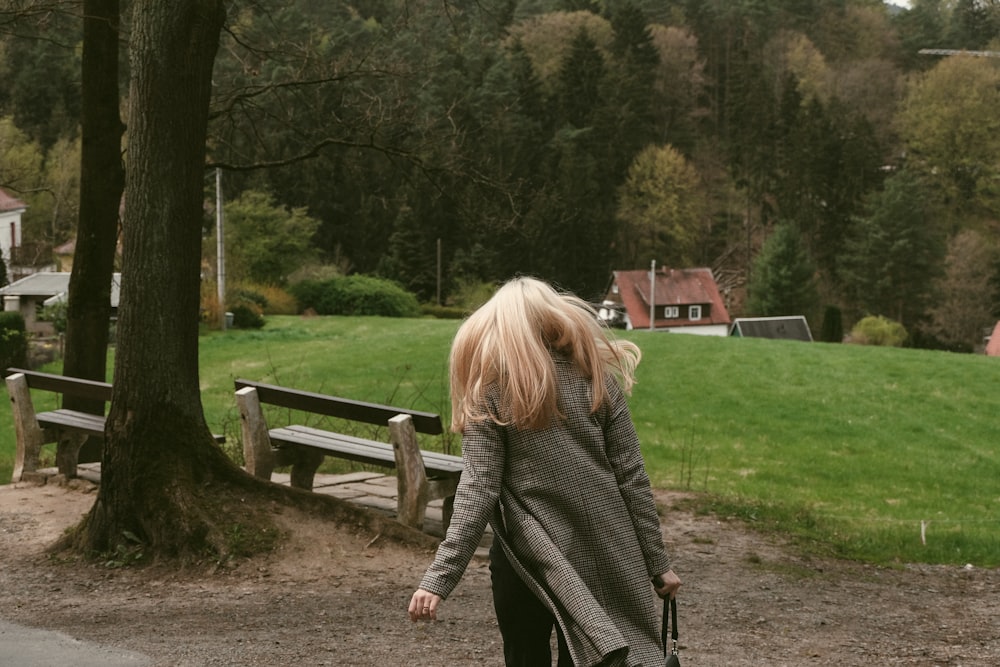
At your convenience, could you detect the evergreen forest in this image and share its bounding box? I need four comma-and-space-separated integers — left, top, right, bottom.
2, 0, 1000, 351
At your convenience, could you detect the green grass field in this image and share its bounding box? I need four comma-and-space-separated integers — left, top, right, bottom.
3, 315, 998, 567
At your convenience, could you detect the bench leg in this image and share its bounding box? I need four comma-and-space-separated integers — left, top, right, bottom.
389, 414, 429, 530
288, 447, 326, 491
55, 432, 88, 478
6, 373, 46, 482
236, 386, 275, 479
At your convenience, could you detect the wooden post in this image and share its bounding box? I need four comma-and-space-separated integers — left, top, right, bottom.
235, 386, 274, 479
389, 413, 428, 529
5, 373, 46, 482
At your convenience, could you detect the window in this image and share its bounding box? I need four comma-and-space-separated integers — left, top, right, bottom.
663, 306, 679, 318
689, 305, 702, 320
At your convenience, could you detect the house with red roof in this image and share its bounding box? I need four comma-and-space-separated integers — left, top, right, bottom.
601, 267, 731, 335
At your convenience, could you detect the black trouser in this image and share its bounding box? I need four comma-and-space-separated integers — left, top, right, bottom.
490, 540, 573, 667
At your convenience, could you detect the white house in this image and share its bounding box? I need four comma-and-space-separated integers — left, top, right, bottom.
0, 187, 25, 282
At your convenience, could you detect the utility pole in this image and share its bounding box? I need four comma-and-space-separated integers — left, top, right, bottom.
649, 259, 656, 331
216, 168, 226, 330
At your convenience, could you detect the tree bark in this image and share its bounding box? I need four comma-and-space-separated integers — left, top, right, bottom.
63, 0, 124, 463
65, 0, 439, 561
74, 0, 247, 558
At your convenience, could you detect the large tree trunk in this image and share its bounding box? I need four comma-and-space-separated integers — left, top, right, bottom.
66, 0, 439, 561
63, 0, 124, 463
74, 0, 247, 558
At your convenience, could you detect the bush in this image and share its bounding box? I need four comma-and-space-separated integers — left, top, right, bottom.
230, 287, 268, 311
255, 285, 298, 315
850, 315, 908, 347
0, 311, 28, 369
38, 301, 68, 334
201, 281, 297, 328
288, 275, 420, 317
448, 279, 495, 311
230, 303, 265, 329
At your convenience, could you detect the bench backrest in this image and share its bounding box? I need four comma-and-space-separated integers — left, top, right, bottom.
4, 368, 112, 403
233, 379, 444, 435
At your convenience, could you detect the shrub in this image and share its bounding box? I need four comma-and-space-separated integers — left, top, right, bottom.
230, 287, 268, 311
227, 283, 298, 315
201, 280, 297, 327
850, 315, 908, 347
230, 303, 265, 329
288, 275, 420, 317
448, 279, 495, 311
255, 285, 298, 315
226, 288, 267, 328
38, 301, 68, 334
0, 311, 28, 369
286, 279, 324, 312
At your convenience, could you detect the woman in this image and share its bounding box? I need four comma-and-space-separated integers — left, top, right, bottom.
409, 276, 681, 666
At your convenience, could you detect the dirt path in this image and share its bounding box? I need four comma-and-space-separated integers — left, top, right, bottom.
0, 479, 997, 666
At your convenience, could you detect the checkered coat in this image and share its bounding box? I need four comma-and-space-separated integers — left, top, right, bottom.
419, 357, 672, 666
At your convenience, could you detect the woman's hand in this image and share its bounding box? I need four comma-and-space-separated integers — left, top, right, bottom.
408, 589, 442, 622
652, 570, 682, 599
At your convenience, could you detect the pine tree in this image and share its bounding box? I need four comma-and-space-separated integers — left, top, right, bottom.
745, 222, 818, 321
606, 0, 660, 172
840, 170, 946, 328
555, 28, 605, 129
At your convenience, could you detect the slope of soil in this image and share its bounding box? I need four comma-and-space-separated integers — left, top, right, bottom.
0, 480, 997, 666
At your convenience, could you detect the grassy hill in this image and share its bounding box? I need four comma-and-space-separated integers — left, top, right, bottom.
3, 315, 998, 567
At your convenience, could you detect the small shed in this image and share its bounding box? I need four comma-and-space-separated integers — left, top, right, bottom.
729, 316, 813, 342
0, 272, 121, 336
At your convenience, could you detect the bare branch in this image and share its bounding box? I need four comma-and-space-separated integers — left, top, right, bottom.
206, 136, 419, 172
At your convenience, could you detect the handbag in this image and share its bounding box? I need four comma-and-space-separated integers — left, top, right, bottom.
661, 596, 680, 667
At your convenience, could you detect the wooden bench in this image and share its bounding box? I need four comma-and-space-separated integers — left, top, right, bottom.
234, 379, 462, 532
4, 367, 224, 483
5, 368, 112, 482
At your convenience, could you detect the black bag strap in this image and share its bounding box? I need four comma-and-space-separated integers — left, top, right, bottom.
661, 596, 678, 657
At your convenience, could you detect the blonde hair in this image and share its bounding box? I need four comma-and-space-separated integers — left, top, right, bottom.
449, 276, 640, 432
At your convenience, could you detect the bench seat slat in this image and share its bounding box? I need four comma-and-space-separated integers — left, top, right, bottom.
270, 426, 397, 466
272, 424, 462, 477
37, 409, 106, 437
37, 409, 225, 444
